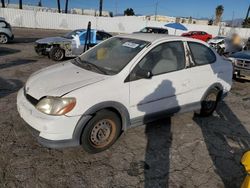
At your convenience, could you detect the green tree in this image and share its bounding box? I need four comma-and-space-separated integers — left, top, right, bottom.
242, 17, 250, 28
124, 8, 135, 16
215, 5, 224, 25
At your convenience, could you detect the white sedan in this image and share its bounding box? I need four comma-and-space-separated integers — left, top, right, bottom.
17, 33, 233, 153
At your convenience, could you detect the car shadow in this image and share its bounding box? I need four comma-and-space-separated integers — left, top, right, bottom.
193, 101, 250, 188
0, 47, 20, 56
10, 37, 40, 44
0, 77, 23, 98
136, 80, 177, 187
0, 59, 37, 69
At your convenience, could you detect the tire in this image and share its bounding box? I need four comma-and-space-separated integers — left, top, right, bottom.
0, 33, 9, 44
197, 88, 220, 117
49, 47, 64, 61
81, 110, 122, 153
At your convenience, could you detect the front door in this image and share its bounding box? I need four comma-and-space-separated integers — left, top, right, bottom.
128, 41, 191, 122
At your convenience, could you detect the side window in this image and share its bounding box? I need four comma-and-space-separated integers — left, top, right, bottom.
96, 32, 103, 41
0, 21, 6, 28
102, 32, 111, 40
188, 42, 216, 65
134, 41, 186, 76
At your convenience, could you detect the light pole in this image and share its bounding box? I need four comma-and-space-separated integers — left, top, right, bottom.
154, 0, 159, 21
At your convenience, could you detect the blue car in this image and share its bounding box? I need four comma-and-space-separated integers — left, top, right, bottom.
34, 29, 112, 61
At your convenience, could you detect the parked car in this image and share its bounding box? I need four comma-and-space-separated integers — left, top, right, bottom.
182, 31, 212, 42
17, 33, 232, 153
0, 17, 14, 44
229, 51, 250, 78
208, 36, 227, 54
209, 35, 245, 56
244, 37, 250, 51
138, 27, 168, 34
34, 29, 112, 61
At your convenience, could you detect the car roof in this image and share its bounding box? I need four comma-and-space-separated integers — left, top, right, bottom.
117, 33, 205, 44
145, 27, 168, 30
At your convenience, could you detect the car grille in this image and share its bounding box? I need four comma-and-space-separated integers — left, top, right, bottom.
24, 87, 39, 106
235, 59, 250, 70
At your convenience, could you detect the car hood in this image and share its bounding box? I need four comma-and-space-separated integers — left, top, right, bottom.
208, 38, 224, 44
230, 51, 250, 59
36, 36, 72, 44
25, 62, 108, 99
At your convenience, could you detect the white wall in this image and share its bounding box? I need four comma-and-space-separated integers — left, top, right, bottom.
1, 8, 250, 39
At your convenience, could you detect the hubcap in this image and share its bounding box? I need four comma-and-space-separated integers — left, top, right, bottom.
204, 93, 217, 110
54, 49, 63, 60
90, 119, 116, 148
0, 34, 8, 43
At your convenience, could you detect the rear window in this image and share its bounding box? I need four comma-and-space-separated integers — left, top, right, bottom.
188, 42, 216, 65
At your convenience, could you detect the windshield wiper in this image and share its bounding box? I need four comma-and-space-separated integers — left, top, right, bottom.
74, 57, 107, 75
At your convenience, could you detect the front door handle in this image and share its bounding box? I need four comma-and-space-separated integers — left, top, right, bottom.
182, 80, 190, 86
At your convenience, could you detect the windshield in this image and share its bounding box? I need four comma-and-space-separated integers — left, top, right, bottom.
75, 37, 150, 75
64, 29, 85, 39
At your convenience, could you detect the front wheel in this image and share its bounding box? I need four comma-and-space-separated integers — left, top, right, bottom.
0, 33, 9, 44
49, 47, 65, 61
196, 88, 220, 117
81, 110, 122, 153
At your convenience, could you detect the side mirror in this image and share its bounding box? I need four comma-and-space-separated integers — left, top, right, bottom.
135, 69, 152, 79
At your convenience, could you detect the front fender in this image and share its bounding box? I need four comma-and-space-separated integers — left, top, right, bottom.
72, 101, 130, 144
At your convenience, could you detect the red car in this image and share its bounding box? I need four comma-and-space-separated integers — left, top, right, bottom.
181, 31, 212, 42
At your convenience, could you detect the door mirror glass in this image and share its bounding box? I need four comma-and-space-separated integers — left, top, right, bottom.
135, 68, 152, 79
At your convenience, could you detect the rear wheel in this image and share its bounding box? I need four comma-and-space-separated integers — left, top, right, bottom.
49, 47, 64, 61
81, 110, 121, 153
197, 88, 220, 117
0, 33, 8, 44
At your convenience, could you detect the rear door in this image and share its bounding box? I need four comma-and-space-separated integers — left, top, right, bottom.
186, 41, 218, 102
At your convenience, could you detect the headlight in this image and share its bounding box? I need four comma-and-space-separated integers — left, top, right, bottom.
36, 96, 76, 116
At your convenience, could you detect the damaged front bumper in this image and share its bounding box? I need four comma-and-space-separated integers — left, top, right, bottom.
34, 43, 51, 56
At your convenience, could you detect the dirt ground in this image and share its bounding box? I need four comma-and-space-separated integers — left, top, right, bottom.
0, 28, 250, 188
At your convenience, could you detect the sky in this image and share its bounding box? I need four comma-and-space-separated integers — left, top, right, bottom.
8, 0, 250, 20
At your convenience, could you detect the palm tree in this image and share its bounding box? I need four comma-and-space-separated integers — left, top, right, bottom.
57, 0, 61, 13
19, 0, 22, 9
1, 0, 5, 8
65, 0, 68, 13
99, 0, 103, 16
215, 5, 224, 25
38, 0, 42, 7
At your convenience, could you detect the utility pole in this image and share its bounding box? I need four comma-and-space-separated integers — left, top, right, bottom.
65, 0, 68, 13
154, 0, 158, 21
1, 0, 5, 8
115, 0, 118, 16
57, 0, 61, 13
243, 5, 250, 27
99, 0, 103, 17
231, 11, 234, 27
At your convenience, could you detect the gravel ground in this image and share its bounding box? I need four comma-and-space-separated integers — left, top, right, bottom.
0, 28, 250, 188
